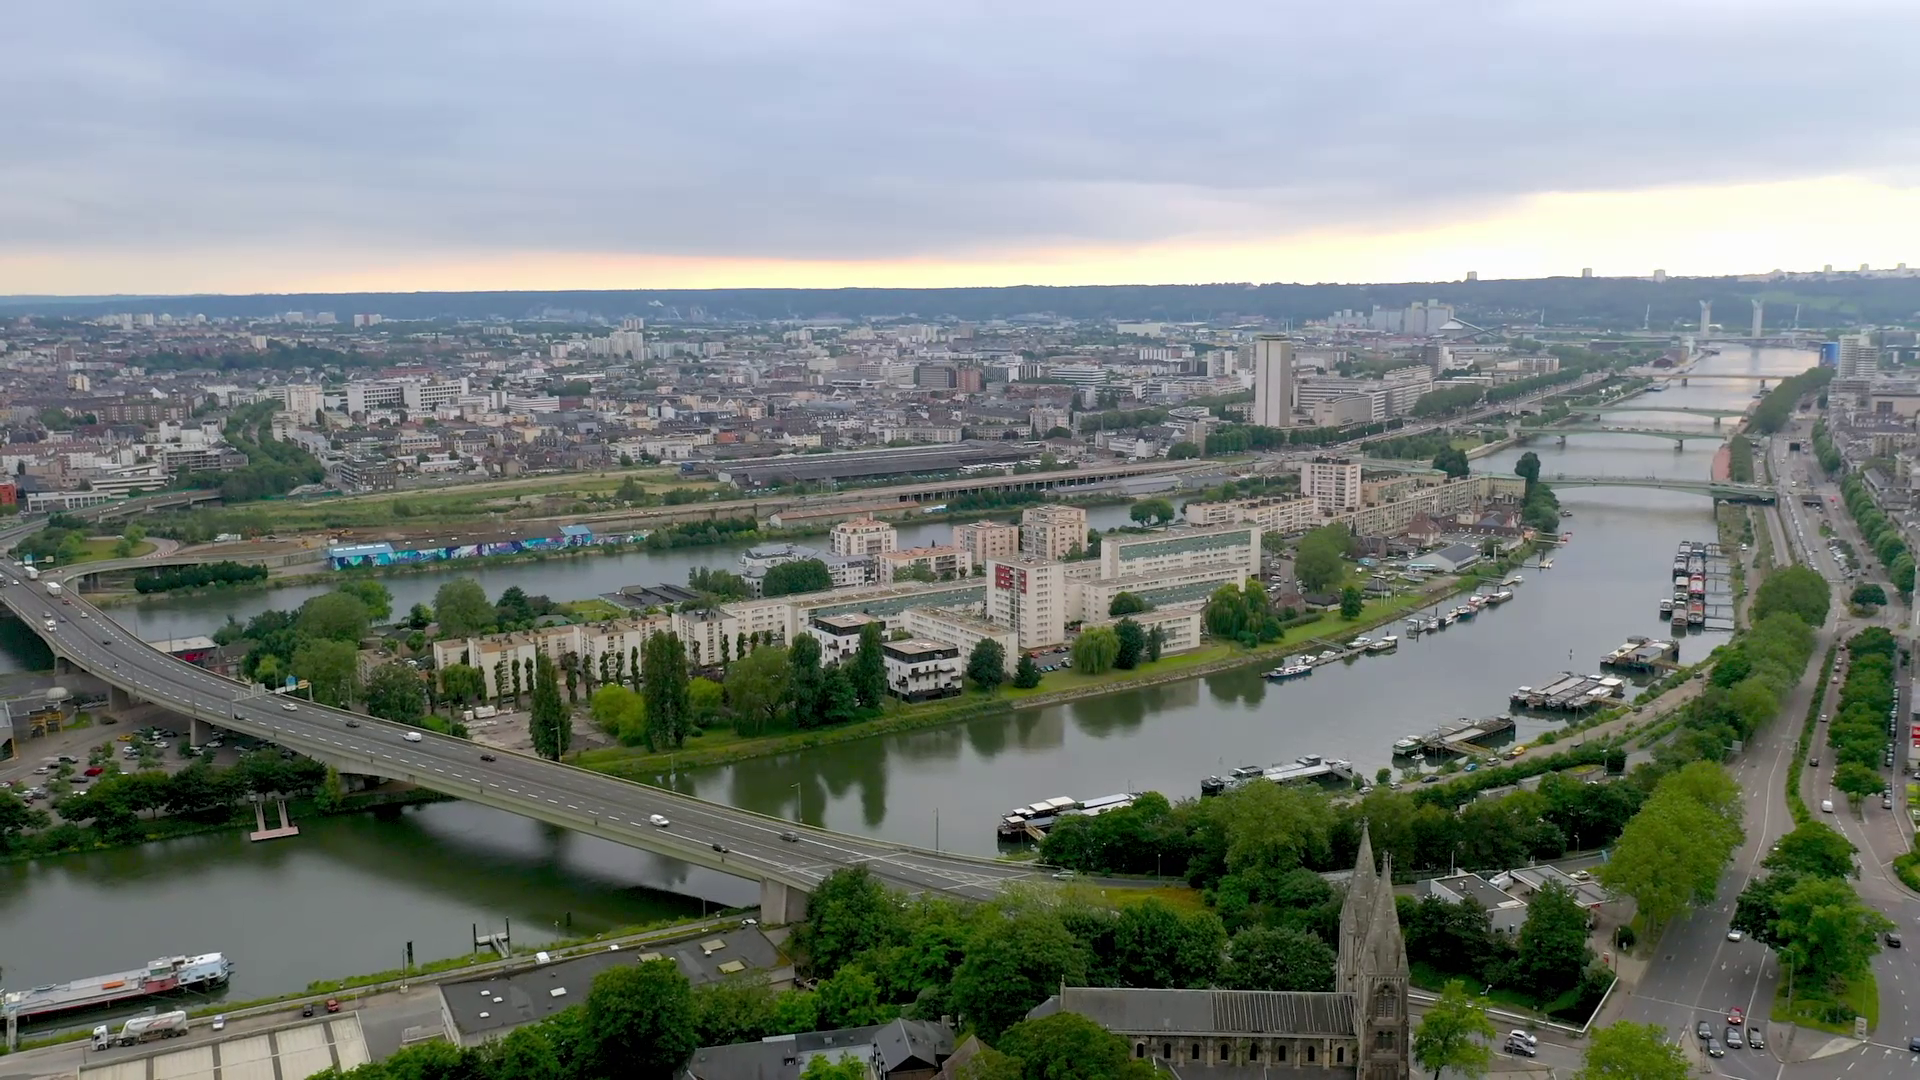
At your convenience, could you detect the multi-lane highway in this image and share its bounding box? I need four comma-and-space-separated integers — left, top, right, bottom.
0, 520, 1054, 915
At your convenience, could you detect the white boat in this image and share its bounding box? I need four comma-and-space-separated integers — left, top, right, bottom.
1366, 635, 1399, 653
1393, 734, 1424, 754
1503, 574, 1524, 585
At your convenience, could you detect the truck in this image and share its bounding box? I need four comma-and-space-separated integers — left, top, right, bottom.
92, 1010, 190, 1049
43, 616, 56, 632
45, 581, 63, 597
23, 565, 38, 581
471, 704, 498, 720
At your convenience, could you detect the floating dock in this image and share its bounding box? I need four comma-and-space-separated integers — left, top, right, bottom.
1202, 755, 1356, 796
1, 953, 233, 1022
1401, 714, 1518, 757
1510, 672, 1626, 712
1601, 636, 1679, 672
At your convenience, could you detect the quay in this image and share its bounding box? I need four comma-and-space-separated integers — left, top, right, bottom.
1600, 636, 1680, 673
1510, 672, 1626, 712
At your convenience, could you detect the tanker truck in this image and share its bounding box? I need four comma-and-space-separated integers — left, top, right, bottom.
91, 1009, 189, 1049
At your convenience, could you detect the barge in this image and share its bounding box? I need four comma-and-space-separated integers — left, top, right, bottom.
998, 793, 1141, 838
2, 953, 232, 1022
1202, 755, 1355, 796
1400, 714, 1517, 757
1510, 672, 1625, 712
1601, 636, 1679, 672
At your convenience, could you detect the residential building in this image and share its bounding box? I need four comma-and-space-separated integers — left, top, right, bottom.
900, 606, 1018, 674
951, 520, 1020, 564
158, 446, 250, 476
986, 555, 1068, 650
830, 517, 898, 557
1082, 604, 1205, 655
431, 616, 672, 698
1099, 524, 1260, 582
880, 638, 963, 701
1251, 335, 1295, 428
1019, 504, 1088, 560
345, 376, 470, 415
685, 1019, 954, 1080
89, 397, 190, 424
1302, 457, 1362, 516
1030, 827, 1407, 1078
1839, 333, 1879, 378
1183, 495, 1319, 534
875, 545, 972, 584
335, 457, 398, 492
1417, 873, 1528, 936
804, 613, 883, 664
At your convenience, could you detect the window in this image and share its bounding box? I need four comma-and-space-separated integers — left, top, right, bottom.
1250, 1045, 1260, 1062
1276, 1045, 1287, 1063
1162, 1043, 1171, 1060
1221, 1044, 1231, 1062
1375, 1031, 1396, 1051
1307, 1046, 1316, 1064
1191, 1044, 1201, 1061
1374, 987, 1398, 1018
1134, 1045, 1144, 1060
1336, 1046, 1346, 1064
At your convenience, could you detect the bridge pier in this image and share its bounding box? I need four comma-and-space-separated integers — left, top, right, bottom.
1674, 440, 1684, 451
109, 685, 137, 711
54, 656, 73, 676
759, 877, 811, 926
190, 716, 213, 746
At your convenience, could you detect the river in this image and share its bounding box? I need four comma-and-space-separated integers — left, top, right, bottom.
0, 347, 1814, 1020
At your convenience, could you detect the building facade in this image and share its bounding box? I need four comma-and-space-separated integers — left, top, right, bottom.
951, 520, 1020, 564
881, 639, 963, 701
830, 517, 898, 557
1302, 457, 1362, 516
1251, 335, 1296, 428
1019, 504, 1089, 560
985, 556, 1068, 650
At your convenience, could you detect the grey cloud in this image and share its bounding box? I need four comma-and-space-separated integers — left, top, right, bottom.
4, 0, 1918, 262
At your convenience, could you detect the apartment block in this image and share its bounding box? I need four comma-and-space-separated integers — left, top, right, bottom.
804, 613, 883, 665
1301, 456, 1362, 516
986, 556, 1068, 650
875, 545, 972, 584
1020, 504, 1089, 560
951, 520, 1020, 564
830, 517, 898, 557
1182, 495, 1319, 534
1099, 524, 1261, 582
881, 639, 963, 702
900, 607, 1018, 675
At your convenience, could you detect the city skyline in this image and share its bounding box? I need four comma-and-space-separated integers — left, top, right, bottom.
7, 1, 1919, 295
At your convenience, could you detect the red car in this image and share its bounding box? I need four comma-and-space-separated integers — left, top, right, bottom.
325, 998, 341, 1014
1727, 1006, 1744, 1026
84, 766, 103, 777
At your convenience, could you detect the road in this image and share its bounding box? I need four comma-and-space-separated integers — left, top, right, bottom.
0, 519, 1057, 907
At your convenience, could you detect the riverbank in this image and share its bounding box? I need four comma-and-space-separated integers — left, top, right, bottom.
1, 786, 452, 865
575, 554, 1530, 780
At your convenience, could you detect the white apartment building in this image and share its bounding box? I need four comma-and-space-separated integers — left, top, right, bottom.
804, 613, 883, 665
431, 616, 671, 698
876, 545, 972, 583
1302, 457, 1362, 515
952, 520, 1020, 564
1840, 333, 1880, 378
1020, 504, 1089, 560
881, 640, 964, 702
1251, 335, 1295, 428
264, 383, 323, 419
1182, 495, 1320, 534
900, 607, 1018, 675
986, 556, 1068, 650
1099, 524, 1261, 582
345, 377, 470, 416
830, 518, 898, 557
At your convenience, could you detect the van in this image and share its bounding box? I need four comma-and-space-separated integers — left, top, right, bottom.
1821, 799, 1835, 813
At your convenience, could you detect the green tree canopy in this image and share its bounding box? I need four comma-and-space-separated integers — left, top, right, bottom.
764, 559, 834, 597
1574, 1021, 1690, 1080
433, 578, 494, 637
1294, 524, 1350, 593
967, 638, 1007, 692
297, 591, 370, 643
1218, 924, 1335, 991
1072, 626, 1121, 676
365, 662, 426, 726
579, 959, 698, 1080
1412, 980, 1495, 1080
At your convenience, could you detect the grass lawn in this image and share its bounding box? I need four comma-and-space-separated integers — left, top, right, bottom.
236, 468, 720, 530
559, 597, 628, 622
1081, 883, 1208, 914
1772, 972, 1878, 1034
67, 538, 156, 564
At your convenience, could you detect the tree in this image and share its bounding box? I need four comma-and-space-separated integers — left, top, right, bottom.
1146, 626, 1165, 663
365, 663, 426, 726
643, 632, 693, 750
850, 624, 887, 709
725, 646, 790, 737
1129, 498, 1175, 526
292, 639, 359, 707
800, 1055, 871, 1080
1110, 899, 1227, 988
1218, 925, 1336, 991
820, 666, 859, 726
1113, 618, 1147, 670
997, 1012, 1156, 1080
579, 959, 698, 1080
788, 635, 826, 728
1107, 591, 1146, 617
1574, 1021, 1690, 1080
1294, 524, 1350, 593
335, 579, 394, 623
496, 585, 537, 626
1599, 763, 1744, 931
1412, 980, 1495, 1080
297, 591, 370, 643
1514, 450, 1542, 490
1432, 446, 1471, 479
1764, 822, 1857, 880
405, 602, 433, 630
0, 790, 49, 852
1012, 653, 1042, 689
486, 1025, 564, 1080
763, 559, 834, 597
1515, 882, 1592, 999
688, 677, 725, 727
950, 910, 1088, 1040
1339, 586, 1364, 619
434, 579, 494, 637
510, 658, 524, 707
813, 964, 893, 1028
1851, 583, 1888, 607
1072, 627, 1121, 676
1167, 441, 1201, 460
529, 653, 570, 760
591, 684, 645, 741
1834, 762, 1887, 803
968, 639, 1007, 693
794, 867, 904, 978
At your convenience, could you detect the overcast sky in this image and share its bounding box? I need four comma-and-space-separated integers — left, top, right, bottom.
6, 0, 1920, 294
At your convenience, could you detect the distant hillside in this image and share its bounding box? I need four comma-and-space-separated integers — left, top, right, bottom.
4, 277, 1916, 329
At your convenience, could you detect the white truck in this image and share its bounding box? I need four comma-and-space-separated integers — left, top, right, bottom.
472, 704, 498, 720
23, 565, 38, 581
45, 581, 63, 597
92, 1010, 189, 1049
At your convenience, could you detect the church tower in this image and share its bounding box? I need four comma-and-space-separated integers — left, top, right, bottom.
1342, 828, 1411, 1080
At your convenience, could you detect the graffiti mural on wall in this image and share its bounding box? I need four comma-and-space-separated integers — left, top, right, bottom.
327, 525, 649, 570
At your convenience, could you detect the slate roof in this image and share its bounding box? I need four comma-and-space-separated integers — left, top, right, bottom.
684, 1019, 953, 1080
1056, 988, 1357, 1038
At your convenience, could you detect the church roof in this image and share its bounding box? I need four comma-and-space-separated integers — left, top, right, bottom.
1057, 988, 1358, 1038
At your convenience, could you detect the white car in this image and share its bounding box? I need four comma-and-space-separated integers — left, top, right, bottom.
281, 702, 298, 712
649, 814, 671, 827
1727, 929, 1744, 942
403, 731, 423, 743
211, 1014, 226, 1031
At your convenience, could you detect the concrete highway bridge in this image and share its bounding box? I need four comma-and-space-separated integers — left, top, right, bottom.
1581, 404, 1749, 420
1539, 474, 1776, 502
1519, 424, 1729, 447
0, 518, 1059, 921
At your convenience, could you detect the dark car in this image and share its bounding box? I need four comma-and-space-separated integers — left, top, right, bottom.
1696, 1021, 1712, 1040
712, 842, 729, 853
1890, 932, 1904, 948
1706, 1038, 1724, 1059
302, 1004, 315, 1018
1910, 1036, 1920, 1053
344, 718, 359, 727
1748, 1028, 1766, 1050
779, 831, 800, 842
480, 753, 496, 762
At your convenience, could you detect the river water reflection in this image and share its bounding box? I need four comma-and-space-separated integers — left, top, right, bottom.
0, 347, 1816, 1009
